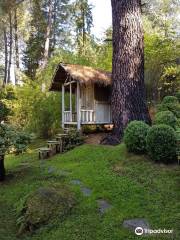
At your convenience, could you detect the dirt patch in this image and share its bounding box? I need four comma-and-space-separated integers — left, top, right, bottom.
85, 133, 109, 145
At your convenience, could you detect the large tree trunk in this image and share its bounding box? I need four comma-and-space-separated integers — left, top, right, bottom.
7, 11, 13, 84
42, 0, 53, 68
3, 28, 8, 86
111, 0, 151, 140
0, 155, 5, 181
14, 7, 20, 85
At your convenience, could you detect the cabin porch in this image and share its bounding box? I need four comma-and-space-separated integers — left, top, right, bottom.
62, 81, 111, 130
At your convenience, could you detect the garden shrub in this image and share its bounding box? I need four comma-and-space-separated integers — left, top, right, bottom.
124, 121, 150, 154
175, 92, 180, 103
64, 129, 84, 150
154, 111, 177, 129
146, 124, 177, 163
14, 132, 32, 154
157, 96, 180, 118
162, 96, 178, 105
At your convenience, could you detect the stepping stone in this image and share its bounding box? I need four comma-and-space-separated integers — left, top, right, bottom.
71, 179, 82, 185
123, 218, 150, 234
58, 170, 69, 176
97, 199, 112, 214
80, 187, 92, 197
48, 166, 56, 174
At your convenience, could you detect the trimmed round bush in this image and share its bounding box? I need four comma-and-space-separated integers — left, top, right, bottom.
146, 124, 177, 163
157, 96, 180, 118
124, 121, 150, 153
162, 96, 178, 105
154, 111, 177, 129
175, 92, 180, 103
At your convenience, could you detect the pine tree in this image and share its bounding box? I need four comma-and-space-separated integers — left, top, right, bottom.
111, 0, 151, 141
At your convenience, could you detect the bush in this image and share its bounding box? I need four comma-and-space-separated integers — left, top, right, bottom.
64, 129, 84, 151
175, 92, 180, 102
162, 96, 178, 105
146, 124, 177, 163
157, 96, 180, 118
14, 132, 32, 154
124, 121, 150, 154
154, 111, 177, 129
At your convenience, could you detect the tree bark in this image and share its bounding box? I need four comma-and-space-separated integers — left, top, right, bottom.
14, 7, 20, 85
0, 155, 5, 181
7, 11, 13, 84
42, 0, 53, 69
111, 0, 151, 140
3, 28, 8, 86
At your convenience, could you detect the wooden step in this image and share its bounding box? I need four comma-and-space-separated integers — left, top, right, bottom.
38, 147, 52, 160
47, 141, 62, 153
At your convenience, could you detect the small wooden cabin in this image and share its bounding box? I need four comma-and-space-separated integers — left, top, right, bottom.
50, 63, 112, 130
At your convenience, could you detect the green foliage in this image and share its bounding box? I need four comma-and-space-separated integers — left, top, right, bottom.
124, 121, 150, 154
146, 124, 177, 163
162, 95, 179, 104
0, 85, 15, 122
144, 19, 180, 102
175, 92, 180, 102
13, 132, 31, 154
157, 95, 180, 118
13, 82, 62, 138
0, 124, 14, 155
159, 66, 180, 98
17, 186, 76, 234
1, 143, 179, 239
0, 123, 31, 155
64, 129, 84, 150
154, 110, 177, 129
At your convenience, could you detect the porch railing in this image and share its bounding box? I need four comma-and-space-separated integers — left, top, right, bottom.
64, 110, 95, 123
64, 111, 77, 122
81, 110, 95, 123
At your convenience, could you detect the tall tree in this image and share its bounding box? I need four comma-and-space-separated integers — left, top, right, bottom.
3, 27, 8, 85
73, 0, 93, 53
111, 0, 151, 141
42, 0, 53, 68
14, 7, 20, 84
7, 11, 13, 84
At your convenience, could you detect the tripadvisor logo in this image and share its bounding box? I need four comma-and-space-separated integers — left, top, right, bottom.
135, 227, 144, 236
135, 227, 173, 236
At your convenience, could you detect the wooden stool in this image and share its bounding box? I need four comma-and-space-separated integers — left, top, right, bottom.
38, 148, 52, 160
56, 134, 68, 152
47, 141, 61, 154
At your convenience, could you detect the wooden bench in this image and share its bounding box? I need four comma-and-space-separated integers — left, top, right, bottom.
47, 140, 62, 154
38, 148, 52, 160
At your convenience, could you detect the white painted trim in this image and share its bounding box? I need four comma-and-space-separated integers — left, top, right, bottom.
70, 82, 72, 122
62, 84, 65, 129
76, 82, 81, 130
64, 81, 76, 86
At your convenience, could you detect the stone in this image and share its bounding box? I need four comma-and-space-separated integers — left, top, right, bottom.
48, 166, 56, 174
123, 218, 150, 233
71, 179, 82, 185
97, 199, 112, 214
17, 186, 76, 235
80, 187, 92, 197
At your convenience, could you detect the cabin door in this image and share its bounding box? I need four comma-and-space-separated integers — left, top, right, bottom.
95, 102, 111, 123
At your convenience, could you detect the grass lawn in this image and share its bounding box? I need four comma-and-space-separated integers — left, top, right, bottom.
0, 141, 179, 240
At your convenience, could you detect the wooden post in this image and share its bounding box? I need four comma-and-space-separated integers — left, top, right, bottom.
62, 84, 65, 129
76, 82, 81, 130
70, 82, 72, 122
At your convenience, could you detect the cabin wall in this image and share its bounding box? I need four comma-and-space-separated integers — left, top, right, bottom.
81, 83, 94, 110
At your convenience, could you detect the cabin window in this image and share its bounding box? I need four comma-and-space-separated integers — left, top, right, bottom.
94, 85, 110, 102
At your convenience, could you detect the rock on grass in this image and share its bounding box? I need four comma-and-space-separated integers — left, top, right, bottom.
17, 185, 76, 235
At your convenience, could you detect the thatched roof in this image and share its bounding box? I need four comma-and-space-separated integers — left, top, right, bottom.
50, 63, 112, 91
